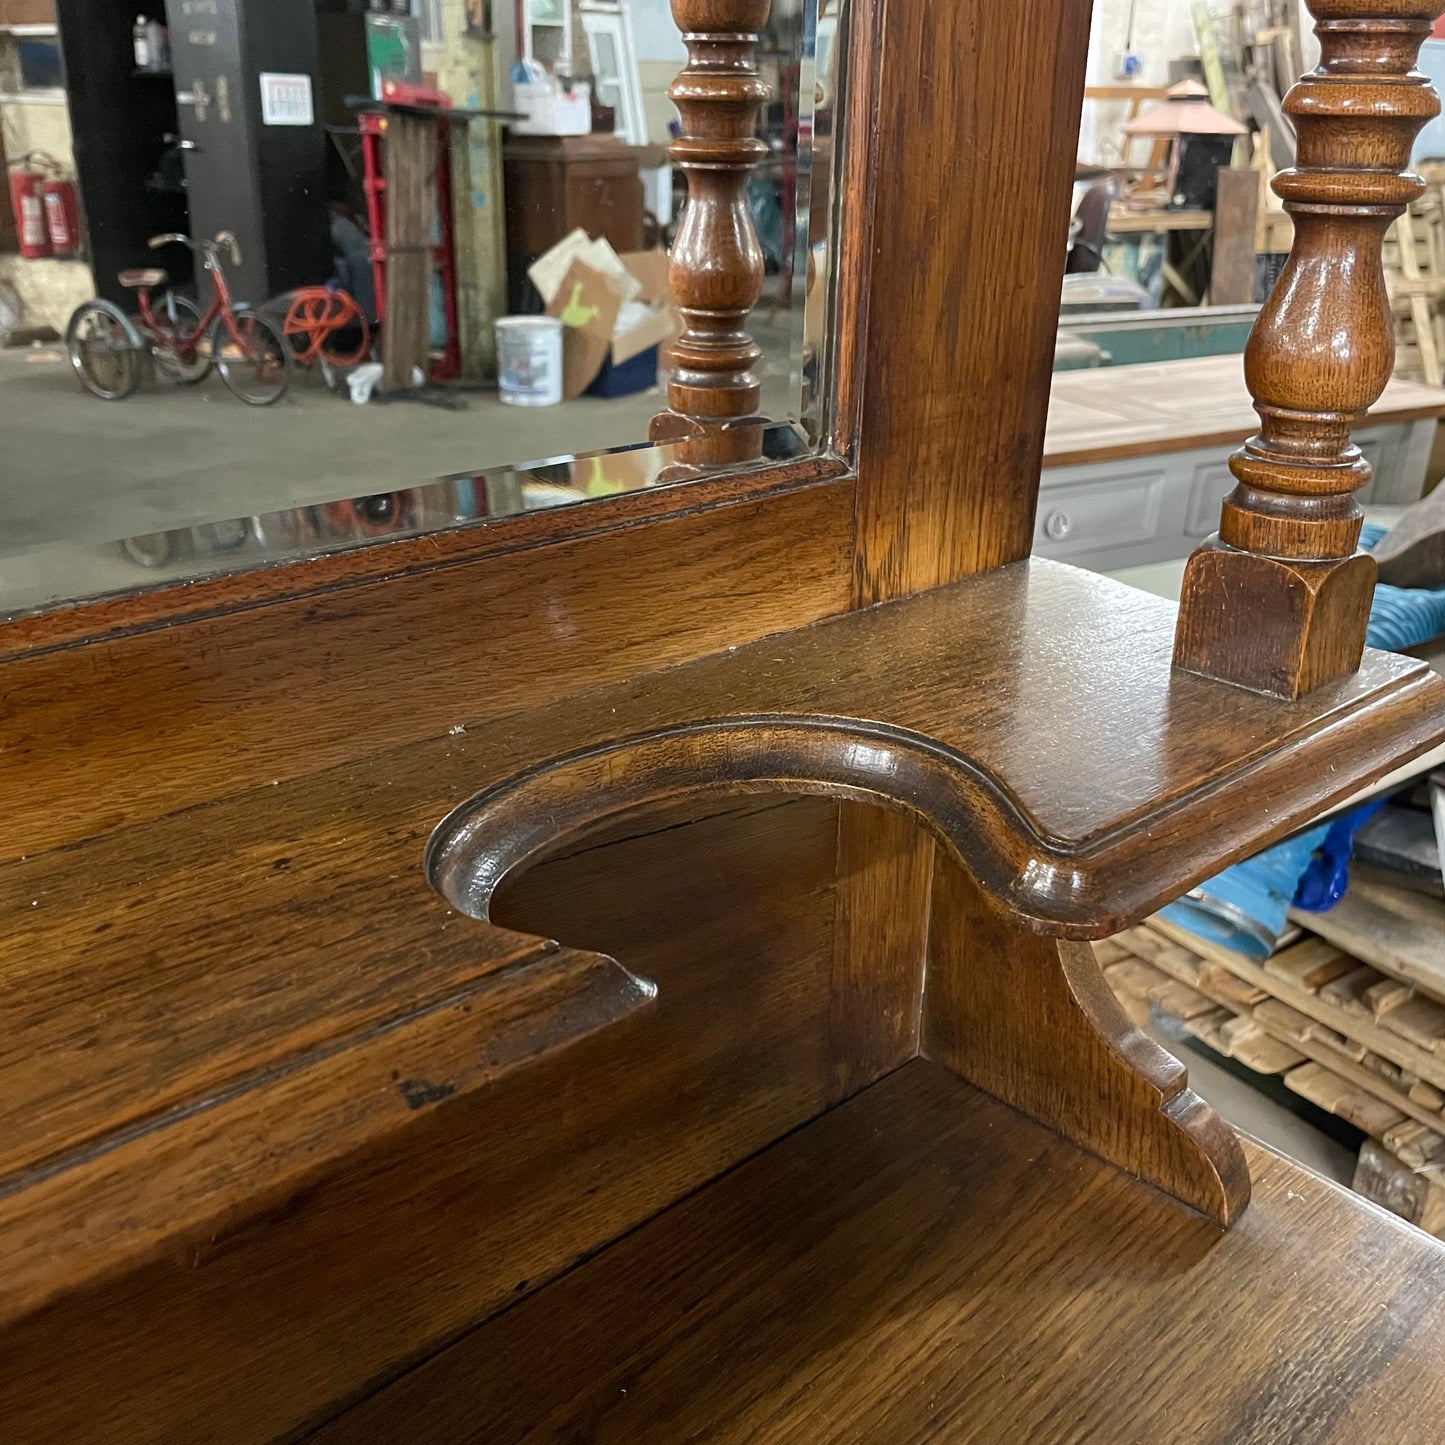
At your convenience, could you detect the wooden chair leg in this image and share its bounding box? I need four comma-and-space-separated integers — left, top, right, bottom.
922, 858, 1251, 1226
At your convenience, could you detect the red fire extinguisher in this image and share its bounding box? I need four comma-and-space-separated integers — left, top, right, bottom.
42, 176, 81, 257
7, 160, 50, 260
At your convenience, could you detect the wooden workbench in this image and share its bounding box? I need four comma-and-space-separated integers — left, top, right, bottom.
1108, 203, 1295, 251
1037, 355, 1445, 572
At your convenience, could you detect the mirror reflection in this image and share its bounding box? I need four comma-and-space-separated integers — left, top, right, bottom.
0, 0, 841, 612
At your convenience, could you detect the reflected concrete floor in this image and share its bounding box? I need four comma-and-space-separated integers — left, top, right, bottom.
1, 309, 802, 611
2, 346, 656, 552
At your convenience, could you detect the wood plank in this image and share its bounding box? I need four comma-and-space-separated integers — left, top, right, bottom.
1151, 918, 1445, 1094
1295, 881, 1445, 1000
1264, 937, 1354, 992
1285, 1061, 1409, 1137
308, 1060, 1445, 1444
1210, 166, 1261, 305
1130, 950, 1445, 1136
854, 0, 1093, 595
827, 808, 930, 1103
0, 480, 856, 863
0, 798, 845, 1443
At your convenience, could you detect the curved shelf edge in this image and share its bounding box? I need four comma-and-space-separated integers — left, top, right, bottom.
427, 684, 1445, 939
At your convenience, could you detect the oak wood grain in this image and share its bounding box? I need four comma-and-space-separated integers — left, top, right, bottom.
0, 478, 854, 862
852, 0, 1094, 597
924, 862, 1249, 1224
0, 456, 848, 657
425, 560, 1445, 938
308, 1058, 1445, 1444
827, 807, 930, 1103
0, 799, 843, 1443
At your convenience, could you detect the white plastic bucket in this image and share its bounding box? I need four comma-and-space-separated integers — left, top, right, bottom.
496, 315, 563, 407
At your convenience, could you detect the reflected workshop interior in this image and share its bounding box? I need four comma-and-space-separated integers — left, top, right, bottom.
17, 0, 1445, 1438
0, 0, 835, 609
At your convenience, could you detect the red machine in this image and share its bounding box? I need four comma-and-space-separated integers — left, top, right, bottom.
8, 162, 50, 259
42, 177, 82, 257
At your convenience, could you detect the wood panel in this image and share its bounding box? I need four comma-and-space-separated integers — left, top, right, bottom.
0, 478, 854, 862
308, 1058, 1445, 1444
0, 798, 843, 1443
852, 0, 1094, 599
924, 862, 1248, 1223
418, 560, 1445, 938
827, 807, 930, 1103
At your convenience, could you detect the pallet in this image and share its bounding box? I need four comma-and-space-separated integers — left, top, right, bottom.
1101, 919, 1445, 1237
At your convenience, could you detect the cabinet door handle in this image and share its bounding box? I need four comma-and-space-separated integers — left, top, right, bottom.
1044, 510, 1072, 542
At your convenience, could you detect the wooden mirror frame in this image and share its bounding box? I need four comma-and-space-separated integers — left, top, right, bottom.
8, 2, 1445, 1439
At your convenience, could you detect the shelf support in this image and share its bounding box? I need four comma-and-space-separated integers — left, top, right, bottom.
428, 714, 1253, 1228
924, 862, 1250, 1226
1173, 1, 1443, 699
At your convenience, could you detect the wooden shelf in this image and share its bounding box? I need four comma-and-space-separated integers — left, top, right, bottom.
2, 557, 1442, 1425
310, 1058, 1445, 1444
430, 558, 1445, 937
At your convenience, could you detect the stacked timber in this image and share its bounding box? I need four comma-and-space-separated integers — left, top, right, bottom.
1100, 883, 1445, 1237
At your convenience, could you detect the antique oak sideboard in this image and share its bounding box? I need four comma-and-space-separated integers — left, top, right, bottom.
6, 1, 1445, 1440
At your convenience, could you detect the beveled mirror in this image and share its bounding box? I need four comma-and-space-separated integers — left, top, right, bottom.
0, 0, 847, 613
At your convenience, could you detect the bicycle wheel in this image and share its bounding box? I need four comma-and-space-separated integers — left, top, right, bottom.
149, 291, 211, 385
66, 301, 141, 401
213, 311, 291, 406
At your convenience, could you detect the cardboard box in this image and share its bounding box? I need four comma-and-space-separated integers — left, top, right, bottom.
531, 233, 677, 398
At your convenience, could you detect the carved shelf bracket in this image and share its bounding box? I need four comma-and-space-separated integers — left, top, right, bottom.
427, 716, 1255, 1226
650, 0, 772, 470
1174, 1, 1444, 699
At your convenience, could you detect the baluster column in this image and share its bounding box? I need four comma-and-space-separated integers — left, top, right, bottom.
1174, 1, 1443, 698
650, 0, 772, 469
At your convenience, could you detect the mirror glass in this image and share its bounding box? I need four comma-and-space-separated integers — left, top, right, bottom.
0, 0, 844, 615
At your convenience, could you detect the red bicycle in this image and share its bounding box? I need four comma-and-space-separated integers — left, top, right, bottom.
66, 231, 291, 405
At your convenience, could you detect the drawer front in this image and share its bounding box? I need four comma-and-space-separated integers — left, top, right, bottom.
1034, 469, 1169, 560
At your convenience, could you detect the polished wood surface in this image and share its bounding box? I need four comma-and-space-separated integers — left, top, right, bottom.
852, 0, 1093, 598
1044, 353, 1445, 470
310, 1059, 1445, 1444
9, 0, 1445, 1436
425, 560, 1445, 937
5, 559, 1440, 1364
1175, 1, 1445, 696
840, 0, 1095, 1108
650, 0, 770, 467
0, 798, 847, 1441
0, 479, 854, 860
925, 863, 1249, 1223
501, 135, 646, 261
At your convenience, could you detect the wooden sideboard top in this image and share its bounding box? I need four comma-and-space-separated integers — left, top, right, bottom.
3, 558, 1441, 1337
1046, 353, 1445, 469
311, 1057, 1445, 1444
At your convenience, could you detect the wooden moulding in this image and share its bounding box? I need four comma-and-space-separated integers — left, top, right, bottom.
0, 933, 655, 1327
424, 559, 1445, 1223
5, 560, 1441, 1337
649, 0, 773, 470
1174, 1, 1445, 699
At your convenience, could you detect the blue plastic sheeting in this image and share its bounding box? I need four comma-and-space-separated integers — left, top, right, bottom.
1161, 522, 1445, 955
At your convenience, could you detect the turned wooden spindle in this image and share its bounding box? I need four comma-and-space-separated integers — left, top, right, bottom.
650, 0, 771, 469
1173, 1, 1443, 699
